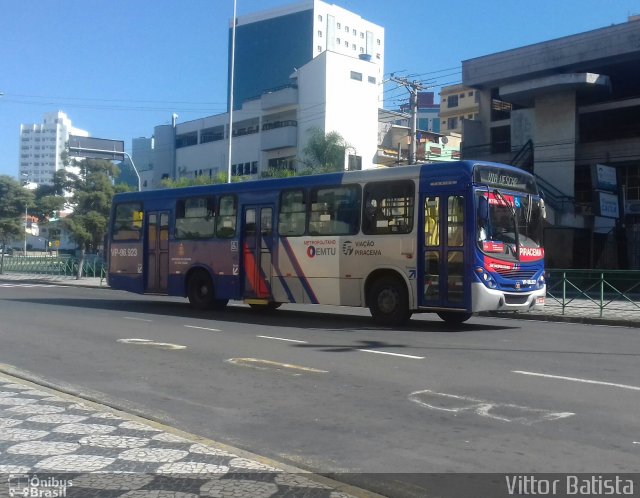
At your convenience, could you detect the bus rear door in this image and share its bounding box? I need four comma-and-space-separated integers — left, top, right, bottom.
420, 194, 468, 309
241, 205, 274, 301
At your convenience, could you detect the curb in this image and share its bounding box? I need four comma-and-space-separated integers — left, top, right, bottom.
481, 311, 640, 328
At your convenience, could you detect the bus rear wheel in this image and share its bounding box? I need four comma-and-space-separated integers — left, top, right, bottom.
187, 271, 220, 310
369, 276, 411, 326
437, 311, 472, 324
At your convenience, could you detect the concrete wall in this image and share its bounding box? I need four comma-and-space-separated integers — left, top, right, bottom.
533, 90, 577, 197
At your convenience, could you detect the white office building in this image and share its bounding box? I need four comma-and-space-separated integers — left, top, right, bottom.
137, 1, 384, 189
19, 111, 89, 186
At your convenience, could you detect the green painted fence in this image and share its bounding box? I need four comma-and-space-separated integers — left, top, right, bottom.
0, 255, 106, 281
545, 269, 640, 317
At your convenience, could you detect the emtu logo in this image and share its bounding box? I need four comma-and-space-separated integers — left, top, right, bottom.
342, 241, 354, 256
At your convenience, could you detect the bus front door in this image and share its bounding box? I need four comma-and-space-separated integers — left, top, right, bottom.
145, 211, 169, 294
241, 205, 274, 301
420, 195, 467, 309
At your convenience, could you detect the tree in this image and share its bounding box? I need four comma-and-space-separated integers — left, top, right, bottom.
61, 159, 131, 256
300, 128, 350, 174
160, 172, 229, 188
0, 176, 34, 272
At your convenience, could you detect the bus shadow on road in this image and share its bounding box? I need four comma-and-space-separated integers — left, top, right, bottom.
9, 296, 518, 333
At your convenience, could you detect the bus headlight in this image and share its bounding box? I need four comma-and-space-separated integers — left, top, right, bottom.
537, 274, 545, 288
475, 267, 497, 289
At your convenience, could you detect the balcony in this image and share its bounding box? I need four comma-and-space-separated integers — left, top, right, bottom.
261, 121, 297, 151
261, 86, 298, 111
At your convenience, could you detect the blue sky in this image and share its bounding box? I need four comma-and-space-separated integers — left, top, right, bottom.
1, 0, 638, 178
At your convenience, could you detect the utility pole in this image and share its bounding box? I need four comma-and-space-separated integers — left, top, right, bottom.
389, 75, 425, 165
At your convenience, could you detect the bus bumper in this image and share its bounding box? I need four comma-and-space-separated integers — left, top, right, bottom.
471, 282, 546, 313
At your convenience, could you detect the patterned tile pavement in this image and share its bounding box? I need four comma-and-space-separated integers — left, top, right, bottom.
0, 376, 367, 498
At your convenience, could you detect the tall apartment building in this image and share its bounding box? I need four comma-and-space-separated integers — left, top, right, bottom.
19, 111, 89, 186
230, 0, 384, 110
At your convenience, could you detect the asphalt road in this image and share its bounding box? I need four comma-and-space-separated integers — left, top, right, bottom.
1, 283, 639, 496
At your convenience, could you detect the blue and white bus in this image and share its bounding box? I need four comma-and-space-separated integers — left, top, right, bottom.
107, 161, 546, 325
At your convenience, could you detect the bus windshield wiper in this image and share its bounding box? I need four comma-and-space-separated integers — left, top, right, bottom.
493, 189, 520, 260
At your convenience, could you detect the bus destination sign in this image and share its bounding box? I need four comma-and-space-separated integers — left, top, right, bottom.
473, 165, 537, 194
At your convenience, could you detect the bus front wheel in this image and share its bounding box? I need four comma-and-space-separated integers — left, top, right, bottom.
187, 271, 221, 310
437, 311, 472, 324
369, 276, 411, 326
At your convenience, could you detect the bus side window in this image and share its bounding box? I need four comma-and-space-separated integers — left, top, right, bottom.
278, 190, 306, 236
175, 196, 215, 239
113, 202, 143, 241
309, 185, 360, 236
424, 197, 439, 246
217, 195, 237, 239
363, 180, 414, 235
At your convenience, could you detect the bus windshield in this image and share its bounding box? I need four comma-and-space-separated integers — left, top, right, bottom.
476, 190, 543, 262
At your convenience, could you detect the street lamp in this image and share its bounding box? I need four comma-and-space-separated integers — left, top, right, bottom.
20, 174, 29, 255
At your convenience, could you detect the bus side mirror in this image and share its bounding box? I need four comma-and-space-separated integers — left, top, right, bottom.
478, 196, 489, 223
540, 198, 547, 219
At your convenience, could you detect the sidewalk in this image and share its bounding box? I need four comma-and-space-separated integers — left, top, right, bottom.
0, 368, 372, 498
1, 272, 638, 327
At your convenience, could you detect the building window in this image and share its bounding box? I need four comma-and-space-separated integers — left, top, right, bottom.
490, 125, 511, 153
318, 30, 323, 37
468, 91, 474, 97
447, 117, 458, 129
352, 28, 356, 35
175, 132, 197, 148
377, 39, 381, 45
350, 71, 363, 81
344, 40, 349, 47
337, 37, 341, 44
447, 95, 459, 108
317, 14, 322, 21
352, 44, 356, 50
360, 47, 364, 53
368, 76, 376, 84
337, 22, 341, 28
360, 32, 364, 38
317, 45, 322, 52
459, 93, 465, 98
376, 53, 381, 59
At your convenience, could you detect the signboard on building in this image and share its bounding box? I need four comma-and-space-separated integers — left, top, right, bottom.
591, 163, 618, 192
68, 135, 125, 161
594, 191, 620, 219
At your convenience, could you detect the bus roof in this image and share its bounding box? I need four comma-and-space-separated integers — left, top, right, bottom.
113, 160, 534, 202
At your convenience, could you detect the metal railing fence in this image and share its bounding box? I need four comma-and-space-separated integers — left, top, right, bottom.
0, 255, 107, 282
545, 269, 640, 317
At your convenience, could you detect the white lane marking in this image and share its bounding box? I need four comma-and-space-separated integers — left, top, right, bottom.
122, 317, 153, 323
634, 442, 640, 445
226, 358, 328, 374
184, 325, 221, 332
513, 370, 640, 392
257, 335, 307, 343
359, 349, 424, 360
117, 338, 186, 350
409, 390, 574, 425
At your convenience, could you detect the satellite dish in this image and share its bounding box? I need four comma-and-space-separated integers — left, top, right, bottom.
440, 136, 449, 145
